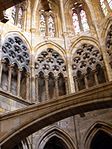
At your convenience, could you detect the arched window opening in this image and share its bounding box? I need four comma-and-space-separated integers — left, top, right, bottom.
48, 15, 55, 37
35, 48, 67, 101
3, 6, 16, 24
107, 0, 112, 9
1, 34, 30, 99
72, 12, 80, 34
44, 136, 68, 149
72, 44, 106, 92
48, 72, 55, 99
80, 10, 89, 31
40, 14, 46, 36
20, 69, 27, 99
77, 70, 85, 90
90, 130, 112, 149
38, 72, 46, 102
11, 64, 18, 95
58, 73, 66, 96
96, 64, 106, 84
39, 11, 56, 37
100, 0, 108, 15
1, 61, 9, 91
72, 2, 89, 34
86, 67, 95, 87
3, 3, 25, 28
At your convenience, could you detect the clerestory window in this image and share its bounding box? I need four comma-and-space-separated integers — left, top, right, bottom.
72, 7, 89, 34
100, 0, 112, 16
40, 11, 55, 37
4, 4, 25, 28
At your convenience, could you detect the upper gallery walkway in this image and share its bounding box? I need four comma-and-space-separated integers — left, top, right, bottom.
0, 81, 112, 149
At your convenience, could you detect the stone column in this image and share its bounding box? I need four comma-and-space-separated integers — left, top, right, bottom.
46, 13, 49, 36
55, 76, 59, 98
84, 74, 88, 89
17, 68, 22, 97
74, 77, 79, 92
103, 66, 108, 82
59, 0, 68, 49
30, 61, 36, 103
65, 77, 69, 94
94, 70, 99, 85
35, 75, 39, 102
45, 76, 49, 100
59, 0, 66, 33
67, 56, 75, 93
0, 60, 3, 86
8, 65, 13, 92
26, 72, 30, 101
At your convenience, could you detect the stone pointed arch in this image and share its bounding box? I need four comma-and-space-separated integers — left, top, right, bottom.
36, 126, 76, 149
2, 31, 32, 51
101, 16, 112, 40
1, 31, 31, 72
70, 36, 100, 55
34, 40, 66, 61
84, 121, 112, 149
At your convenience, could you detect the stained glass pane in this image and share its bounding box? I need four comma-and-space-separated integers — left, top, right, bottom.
48, 15, 55, 37
100, 0, 108, 16
40, 14, 46, 36
107, 0, 112, 9
80, 10, 89, 31
72, 12, 80, 34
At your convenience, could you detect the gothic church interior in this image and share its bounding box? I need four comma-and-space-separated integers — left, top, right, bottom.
0, 0, 112, 149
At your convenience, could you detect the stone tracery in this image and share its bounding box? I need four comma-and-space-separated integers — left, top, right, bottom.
1, 34, 30, 100
35, 48, 68, 102
72, 43, 106, 91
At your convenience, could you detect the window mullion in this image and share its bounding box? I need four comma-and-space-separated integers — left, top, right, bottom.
46, 15, 49, 36
77, 10, 83, 32
104, 0, 112, 12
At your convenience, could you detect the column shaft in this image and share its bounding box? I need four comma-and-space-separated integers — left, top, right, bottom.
17, 69, 21, 96
8, 66, 12, 92
26, 73, 30, 101
55, 77, 59, 98
35, 76, 39, 102
0, 61, 3, 86
45, 76, 49, 100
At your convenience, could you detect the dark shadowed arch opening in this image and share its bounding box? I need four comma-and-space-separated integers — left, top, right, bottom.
44, 136, 68, 149
87, 67, 95, 87
96, 64, 106, 84
58, 73, 66, 96
11, 64, 18, 95
20, 68, 27, 99
77, 70, 85, 90
90, 130, 112, 149
1, 60, 9, 90
48, 72, 55, 99
38, 71, 46, 102
12, 142, 23, 149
